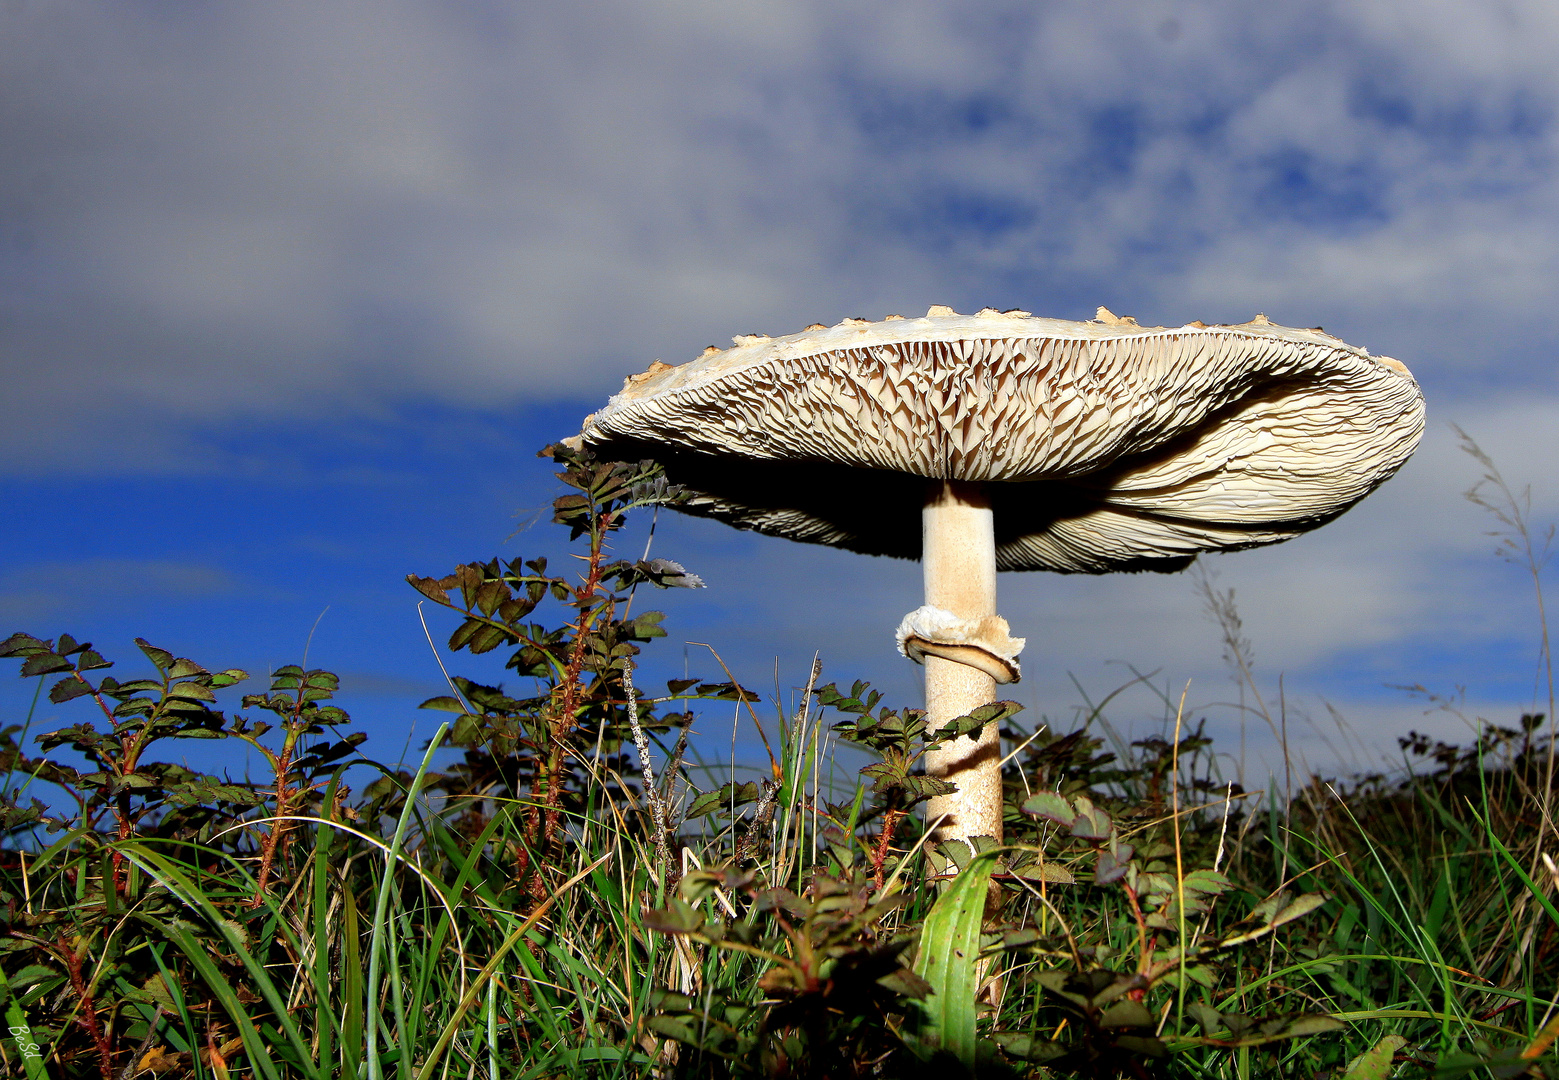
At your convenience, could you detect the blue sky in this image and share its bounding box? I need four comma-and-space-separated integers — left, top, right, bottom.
4, 1, 1559, 789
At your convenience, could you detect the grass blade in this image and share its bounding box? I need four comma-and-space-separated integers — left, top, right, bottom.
913, 849, 999, 1068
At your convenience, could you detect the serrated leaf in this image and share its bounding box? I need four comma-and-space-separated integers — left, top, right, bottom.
76, 649, 112, 672
642, 898, 703, 935
1012, 861, 1075, 885
1094, 846, 1133, 885
1203, 1012, 1343, 1047
1267, 1014, 1344, 1040
1099, 1000, 1155, 1028
876, 966, 933, 999
20, 653, 72, 678
636, 558, 704, 589
1271, 892, 1329, 926
685, 782, 759, 818
1220, 892, 1329, 947
418, 696, 470, 714
468, 624, 511, 655
1070, 795, 1114, 841
1115, 1035, 1168, 1057
167, 682, 217, 703
992, 1032, 1068, 1063
695, 681, 760, 703
49, 675, 94, 704
1181, 868, 1231, 896
407, 574, 451, 602
0, 632, 51, 658
1022, 790, 1074, 826
473, 580, 508, 617
135, 639, 175, 672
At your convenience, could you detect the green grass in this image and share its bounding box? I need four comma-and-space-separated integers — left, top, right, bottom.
0, 446, 1555, 1078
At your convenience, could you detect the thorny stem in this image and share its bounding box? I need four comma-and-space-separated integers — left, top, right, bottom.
72, 670, 134, 895
531, 506, 613, 895
59, 933, 114, 1080
870, 807, 905, 891
249, 705, 303, 908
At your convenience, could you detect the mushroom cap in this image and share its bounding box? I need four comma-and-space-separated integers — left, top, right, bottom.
574, 307, 1425, 573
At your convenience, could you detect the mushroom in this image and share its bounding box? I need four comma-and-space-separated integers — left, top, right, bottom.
570, 306, 1425, 856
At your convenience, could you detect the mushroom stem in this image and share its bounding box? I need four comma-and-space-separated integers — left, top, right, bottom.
922, 480, 1003, 853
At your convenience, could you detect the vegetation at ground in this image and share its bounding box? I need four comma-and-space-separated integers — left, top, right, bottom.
0, 445, 1555, 1078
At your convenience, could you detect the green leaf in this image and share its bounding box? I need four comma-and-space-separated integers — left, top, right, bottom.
629, 611, 668, 641
1220, 892, 1329, 947
5, 966, 54, 991
166, 682, 217, 703
407, 574, 452, 603
1022, 790, 1074, 826
876, 966, 934, 999
642, 898, 704, 935
76, 649, 112, 672
1011, 860, 1075, 885
1115, 1035, 1168, 1057
19, 653, 72, 678
1343, 1034, 1408, 1080
1181, 868, 1231, 896
467, 623, 512, 655
1098, 1000, 1155, 1028
135, 638, 175, 673
1094, 845, 1133, 885
418, 696, 470, 714
1069, 795, 1114, 842
1202, 1012, 1343, 1047
696, 681, 760, 703
686, 781, 760, 818
48, 675, 94, 704
0, 632, 51, 659
166, 657, 207, 679
992, 1032, 1067, 1064
473, 580, 508, 617
913, 850, 999, 1067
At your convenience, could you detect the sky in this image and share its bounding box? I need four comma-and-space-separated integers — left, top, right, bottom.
4, 0, 1559, 794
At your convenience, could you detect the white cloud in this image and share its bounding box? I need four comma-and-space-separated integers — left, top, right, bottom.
6, 0, 1559, 463
0, 558, 239, 622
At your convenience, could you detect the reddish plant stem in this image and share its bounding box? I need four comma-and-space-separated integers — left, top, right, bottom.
539, 512, 610, 850
870, 808, 905, 891
73, 670, 134, 896
111, 787, 132, 897
60, 933, 115, 1080
517, 509, 612, 903
248, 734, 295, 909
1122, 882, 1152, 982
